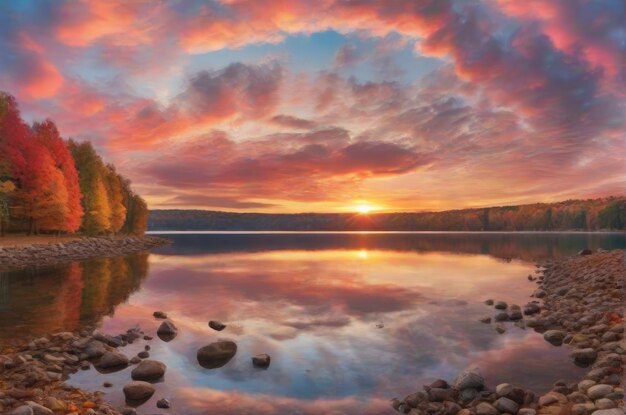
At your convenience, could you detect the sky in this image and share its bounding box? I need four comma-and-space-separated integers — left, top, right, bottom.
0, 0, 624, 213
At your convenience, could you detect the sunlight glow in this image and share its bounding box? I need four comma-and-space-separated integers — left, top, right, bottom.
356, 204, 374, 214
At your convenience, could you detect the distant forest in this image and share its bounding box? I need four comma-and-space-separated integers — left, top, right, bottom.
0, 92, 148, 235
149, 197, 626, 231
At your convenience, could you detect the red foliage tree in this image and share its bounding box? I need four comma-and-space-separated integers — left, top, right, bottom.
33, 120, 84, 232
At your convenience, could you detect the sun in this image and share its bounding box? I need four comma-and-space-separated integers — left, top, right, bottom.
356, 204, 373, 214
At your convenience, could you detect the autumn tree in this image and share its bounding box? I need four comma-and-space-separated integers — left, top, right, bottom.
69, 140, 111, 234
104, 164, 127, 233
33, 120, 84, 232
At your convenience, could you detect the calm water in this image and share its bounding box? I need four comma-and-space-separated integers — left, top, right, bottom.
0, 232, 624, 415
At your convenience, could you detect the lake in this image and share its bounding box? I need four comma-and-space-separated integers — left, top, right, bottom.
1, 232, 624, 414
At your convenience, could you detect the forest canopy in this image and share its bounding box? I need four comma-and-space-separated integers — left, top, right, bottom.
150, 197, 626, 232
0, 92, 147, 235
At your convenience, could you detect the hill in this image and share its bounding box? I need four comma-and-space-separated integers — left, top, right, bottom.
149, 197, 625, 231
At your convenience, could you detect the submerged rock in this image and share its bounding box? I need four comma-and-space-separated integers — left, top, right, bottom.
252, 353, 271, 368
197, 341, 237, 369
156, 398, 171, 409
97, 351, 129, 370
157, 320, 178, 342
153, 311, 168, 319
131, 359, 166, 381
123, 381, 155, 402
208, 320, 227, 331
543, 330, 566, 346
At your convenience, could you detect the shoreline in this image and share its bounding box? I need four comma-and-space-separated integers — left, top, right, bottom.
0, 235, 170, 270
393, 249, 625, 415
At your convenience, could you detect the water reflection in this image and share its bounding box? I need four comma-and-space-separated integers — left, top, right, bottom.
152, 231, 625, 261
0, 254, 149, 340
3, 233, 623, 415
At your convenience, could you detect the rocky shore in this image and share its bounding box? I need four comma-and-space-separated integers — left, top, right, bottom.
393, 249, 625, 415
0, 236, 170, 269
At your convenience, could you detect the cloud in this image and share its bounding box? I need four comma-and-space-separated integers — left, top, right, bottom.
269, 114, 317, 130
160, 194, 276, 209
334, 44, 365, 68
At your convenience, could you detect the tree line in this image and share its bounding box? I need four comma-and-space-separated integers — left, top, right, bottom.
0, 92, 147, 236
149, 197, 626, 231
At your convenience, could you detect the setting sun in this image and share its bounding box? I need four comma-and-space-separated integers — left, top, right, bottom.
356, 204, 374, 214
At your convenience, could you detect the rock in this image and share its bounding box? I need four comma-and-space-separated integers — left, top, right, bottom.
578, 380, 596, 392
444, 401, 462, 415
476, 402, 499, 415
156, 398, 171, 409
131, 359, 166, 381
539, 394, 559, 406
103, 381, 113, 387
494, 397, 519, 414
480, 317, 492, 324
494, 301, 508, 310
123, 381, 155, 402
9, 406, 33, 415
495, 312, 509, 322
252, 353, 271, 368
495, 324, 506, 334
523, 303, 541, 315
519, 410, 537, 415
594, 399, 615, 410
578, 249, 593, 256
157, 320, 178, 341
137, 351, 149, 359
153, 311, 168, 319
586, 384, 613, 400
129, 356, 141, 364
197, 341, 238, 369
97, 351, 129, 369
590, 410, 623, 415
430, 379, 448, 389
453, 366, 484, 391
25, 402, 53, 415
485, 299, 494, 305
544, 330, 566, 346
534, 289, 547, 298
571, 348, 597, 365
509, 310, 523, 321
208, 320, 226, 331
44, 397, 66, 412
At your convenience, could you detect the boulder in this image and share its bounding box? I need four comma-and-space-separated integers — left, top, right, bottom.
131, 359, 166, 381
197, 341, 238, 369
123, 381, 155, 402
495, 312, 509, 322
578, 249, 593, 256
